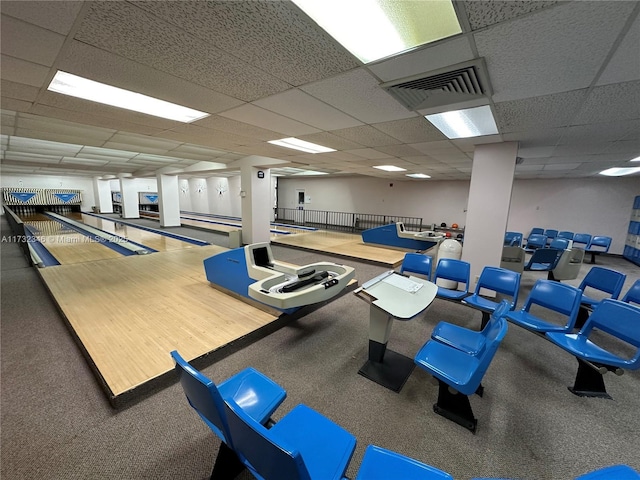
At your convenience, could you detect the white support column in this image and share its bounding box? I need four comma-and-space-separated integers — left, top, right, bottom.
92, 177, 113, 213
461, 142, 518, 290
118, 174, 139, 219
157, 172, 181, 227
240, 165, 271, 244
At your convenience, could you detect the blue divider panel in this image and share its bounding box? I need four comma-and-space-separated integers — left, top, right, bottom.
361, 224, 438, 251
24, 226, 60, 267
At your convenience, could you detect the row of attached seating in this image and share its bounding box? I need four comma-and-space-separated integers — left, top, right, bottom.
399, 253, 640, 429
172, 349, 640, 479
516, 228, 613, 264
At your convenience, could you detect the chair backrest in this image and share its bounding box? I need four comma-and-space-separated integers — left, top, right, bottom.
523, 280, 583, 329
524, 248, 564, 271
400, 253, 432, 280
581, 300, 640, 354
224, 398, 311, 480
434, 258, 470, 289
558, 231, 574, 240
474, 266, 521, 306
504, 231, 523, 247
483, 299, 512, 336
551, 248, 585, 281
525, 234, 547, 250
500, 246, 525, 273
549, 238, 570, 250
529, 227, 544, 236
578, 267, 626, 300
572, 233, 592, 247
587, 236, 612, 252
622, 280, 640, 306
170, 350, 231, 445
470, 317, 509, 388
544, 229, 558, 239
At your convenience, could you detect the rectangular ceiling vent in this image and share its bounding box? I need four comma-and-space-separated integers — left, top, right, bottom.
381, 59, 493, 112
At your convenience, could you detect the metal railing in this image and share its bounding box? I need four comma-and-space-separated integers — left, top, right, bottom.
274, 207, 423, 233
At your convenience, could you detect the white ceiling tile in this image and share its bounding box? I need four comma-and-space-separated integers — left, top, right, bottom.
61, 157, 109, 166
301, 68, 417, 124
1, 97, 32, 113
16, 115, 116, 140
0, 1, 83, 35
475, 1, 636, 101
220, 104, 320, 136
331, 125, 401, 147
463, 1, 561, 30
253, 89, 362, 130
597, 14, 640, 86
517, 146, 556, 158
373, 117, 447, 143
58, 41, 244, 115
502, 128, 565, 147
543, 163, 580, 171
0, 54, 50, 88
1, 80, 40, 102
408, 140, 460, 155
572, 80, 640, 124
368, 37, 475, 82
194, 115, 282, 141
296, 132, 364, 151
345, 148, 394, 160
1, 14, 65, 67
375, 144, 423, 158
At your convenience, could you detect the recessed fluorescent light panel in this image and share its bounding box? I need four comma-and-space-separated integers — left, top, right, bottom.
47, 71, 209, 123
406, 173, 431, 179
374, 165, 406, 172
425, 105, 499, 139
599, 166, 640, 177
268, 138, 336, 154
291, 0, 461, 63
630, 155, 640, 162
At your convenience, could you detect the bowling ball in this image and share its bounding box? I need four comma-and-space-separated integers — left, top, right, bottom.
445, 232, 452, 238
440, 222, 447, 227
457, 234, 464, 239
452, 223, 459, 229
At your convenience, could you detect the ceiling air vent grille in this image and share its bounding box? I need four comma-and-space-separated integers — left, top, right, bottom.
381, 59, 493, 111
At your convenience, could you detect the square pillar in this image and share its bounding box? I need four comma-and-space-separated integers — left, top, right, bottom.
241, 166, 271, 244
93, 177, 113, 213
119, 175, 139, 219
157, 173, 181, 227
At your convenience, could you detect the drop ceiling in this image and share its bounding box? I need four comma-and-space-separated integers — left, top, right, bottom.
1, 0, 639, 181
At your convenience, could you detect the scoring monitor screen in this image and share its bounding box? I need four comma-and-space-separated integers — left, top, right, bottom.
252, 246, 272, 267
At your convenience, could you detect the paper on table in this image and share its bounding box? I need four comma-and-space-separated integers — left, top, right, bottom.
382, 274, 423, 293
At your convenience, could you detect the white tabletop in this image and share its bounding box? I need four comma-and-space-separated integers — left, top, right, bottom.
358, 273, 438, 320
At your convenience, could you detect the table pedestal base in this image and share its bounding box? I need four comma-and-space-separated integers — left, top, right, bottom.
358, 341, 415, 392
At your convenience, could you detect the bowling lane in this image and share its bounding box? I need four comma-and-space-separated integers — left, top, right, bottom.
22, 214, 123, 265
74, 213, 198, 252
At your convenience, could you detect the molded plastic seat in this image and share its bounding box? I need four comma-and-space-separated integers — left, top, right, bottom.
585, 236, 612, 264
558, 231, 574, 240
400, 253, 432, 281
500, 246, 525, 274
549, 238, 570, 250
524, 234, 547, 252
506, 280, 582, 333
431, 300, 511, 356
224, 399, 356, 480
578, 266, 626, 308
524, 248, 564, 272
544, 229, 559, 245
622, 279, 640, 306
575, 465, 640, 479
572, 233, 592, 249
463, 266, 521, 314
354, 445, 453, 480
433, 258, 471, 301
529, 227, 544, 237
504, 231, 523, 247
545, 300, 640, 398
414, 316, 508, 432
550, 248, 585, 281
171, 350, 286, 477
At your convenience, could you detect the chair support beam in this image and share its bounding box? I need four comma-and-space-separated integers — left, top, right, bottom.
433, 380, 478, 433
210, 441, 246, 480
568, 358, 612, 400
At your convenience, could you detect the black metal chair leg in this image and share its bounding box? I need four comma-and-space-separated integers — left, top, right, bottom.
210, 441, 246, 480
433, 380, 478, 433
567, 358, 612, 400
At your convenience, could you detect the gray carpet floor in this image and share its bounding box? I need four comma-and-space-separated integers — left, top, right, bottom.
1, 215, 639, 480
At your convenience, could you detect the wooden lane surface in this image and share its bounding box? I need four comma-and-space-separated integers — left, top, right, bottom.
271, 230, 417, 267
76, 213, 197, 252
38, 245, 279, 397
178, 213, 309, 235
23, 215, 123, 265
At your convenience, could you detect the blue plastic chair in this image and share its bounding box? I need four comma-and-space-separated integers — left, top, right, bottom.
524, 234, 548, 252
622, 279, 640, 307
558, 231, 574, 240
433, 258, 471, 301
585, 236, 612, 264
544, 229, 559, 245
578, 266, 626, 308
506, 280, 582, 333
575, 465, 640, 479
572, 233, 592, 249
524, 248, 564, 272
224, 398, 356, 480
504, 232, 523, 247
355, 445, 453, 480
546, 300, 640, 398
463, 266, 521, 328
549, 238, 570, 250
171, 350, 286, 477
529, 227, 544, 237
400, 253, 433, 281
431, 300, 511, 356
414, 316, 509, 433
